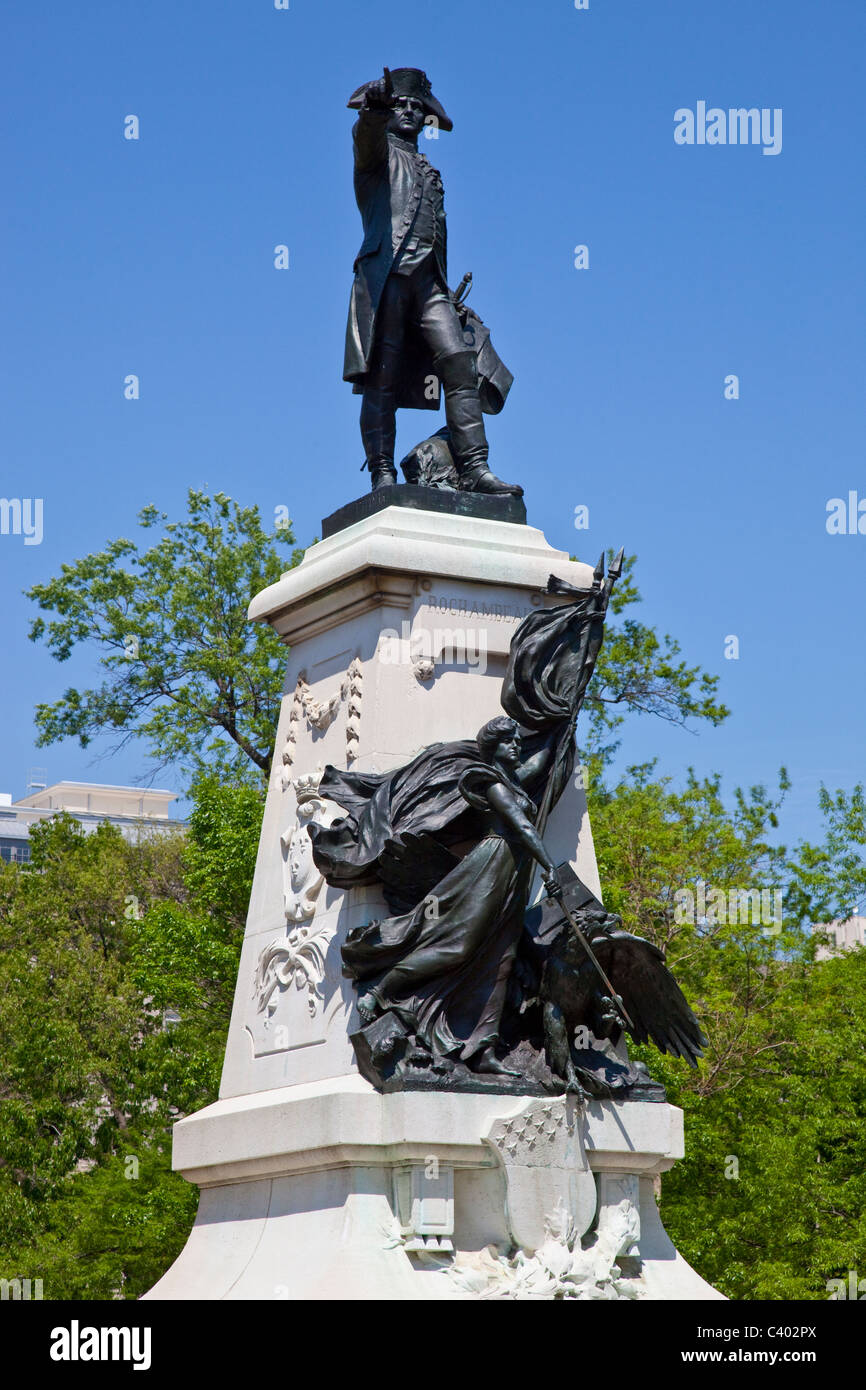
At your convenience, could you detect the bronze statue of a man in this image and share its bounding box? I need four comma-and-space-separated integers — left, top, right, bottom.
343, 67, 521, 495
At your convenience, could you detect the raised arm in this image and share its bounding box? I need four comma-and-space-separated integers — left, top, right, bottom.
516, 738, 557, 791
352, 68, 392, 174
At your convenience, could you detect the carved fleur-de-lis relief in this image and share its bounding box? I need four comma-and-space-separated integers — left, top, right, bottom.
300, 678, 342, 733
253, 919, 334, 1019
280, 680, 306, 789
279, 658, 364, 787
345, 657, 363, 763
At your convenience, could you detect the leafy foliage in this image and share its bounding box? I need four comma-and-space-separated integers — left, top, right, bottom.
27, 491, 303, 788
589, 765, 866, 1299
0, 781, 261, 1298
786, 784, 866, 927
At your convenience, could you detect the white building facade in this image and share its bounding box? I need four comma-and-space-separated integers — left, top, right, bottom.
0, 781, 182, 863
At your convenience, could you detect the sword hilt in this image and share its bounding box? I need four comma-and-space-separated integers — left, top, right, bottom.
452, 271, 472, 306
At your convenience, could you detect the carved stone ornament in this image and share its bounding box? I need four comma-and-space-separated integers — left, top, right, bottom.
281, 769, 329, 923
280, 657, 364, 789
253, 919, 334, 1019
400, 1103, 645, 1299
485, 1098, 597, 1253
251, 769, 343, 1020
443, 1194, 643, 1301
412, 656, 435, 683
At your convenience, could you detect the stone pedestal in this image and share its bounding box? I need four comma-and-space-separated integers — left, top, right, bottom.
144, 505, 722, 1301
145, 1080, 720, 1300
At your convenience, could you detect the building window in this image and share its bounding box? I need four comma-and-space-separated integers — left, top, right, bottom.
0, 843, 31, 864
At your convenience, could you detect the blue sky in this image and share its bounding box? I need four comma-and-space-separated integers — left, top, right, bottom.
2, 0, 864, 849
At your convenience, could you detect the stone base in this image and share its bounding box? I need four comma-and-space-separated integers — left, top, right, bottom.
144, 1078, 723, 1301
321, 484, 526, 539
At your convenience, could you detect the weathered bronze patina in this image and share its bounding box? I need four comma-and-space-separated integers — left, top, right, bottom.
344, 66, 520, 496
309, 554, 707, 1098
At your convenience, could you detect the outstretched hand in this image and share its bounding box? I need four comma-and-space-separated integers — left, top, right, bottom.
365, 66, 394, 108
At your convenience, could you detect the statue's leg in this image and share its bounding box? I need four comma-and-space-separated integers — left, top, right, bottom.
543, 998, 585, 1096
418, 275, 523, 496
360, 275, 408, 489
461, 939, 522, 1076
435, 349, 523, 496
435, 349, 487, 471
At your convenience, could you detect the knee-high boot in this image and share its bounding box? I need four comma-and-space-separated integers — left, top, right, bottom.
360, 386, 399, 490
435, 350, 523, 496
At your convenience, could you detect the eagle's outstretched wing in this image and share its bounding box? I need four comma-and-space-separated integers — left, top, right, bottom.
525, 867, 707, 1069
592, 930, 707, 1067
378, 832, 461, 915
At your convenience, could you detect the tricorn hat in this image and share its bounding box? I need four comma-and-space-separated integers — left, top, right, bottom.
347, 67, 453, 132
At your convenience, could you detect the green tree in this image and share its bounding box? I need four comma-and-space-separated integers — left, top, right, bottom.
588, 762, 866, 1299
0, 779, 261, 1298
26, 491, 303, 788
659, 945, 866, 1299
785, 784, 866, 927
